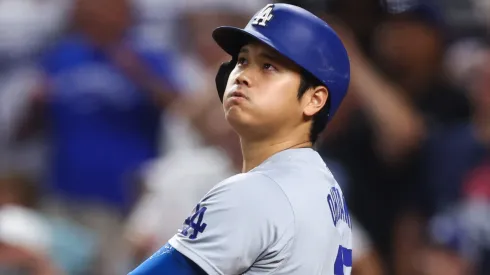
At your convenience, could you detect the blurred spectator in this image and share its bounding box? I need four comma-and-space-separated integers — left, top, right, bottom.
0, 174, 57, 275
0, 68, 47, 178
0, 207, 61, 275
371, 1, 470, 125
422, 39, 490, 275
319, 2, 472, 274
0, 173, 97, 275
0, 0, 71, 178
130, 0, 181, 52
13, 0, 182, 274
471, 0, 490, 30
348, 210, 386, 275
434, 0, 485, 38
325, 0, 385, 51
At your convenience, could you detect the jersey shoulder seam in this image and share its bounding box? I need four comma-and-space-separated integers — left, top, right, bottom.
266, 223, 295, 274
253, 171, 296, 270
253, 171, 296, 226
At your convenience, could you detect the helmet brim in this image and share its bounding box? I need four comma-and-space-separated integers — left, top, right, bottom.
212, 26, 274, 58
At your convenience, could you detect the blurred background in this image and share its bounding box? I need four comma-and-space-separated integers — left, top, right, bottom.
0, 0, 488, 274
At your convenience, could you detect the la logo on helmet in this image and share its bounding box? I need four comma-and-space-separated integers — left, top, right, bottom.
251, 4, 274, 26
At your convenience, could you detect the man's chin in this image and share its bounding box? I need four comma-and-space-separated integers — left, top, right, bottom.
225, 109, 246, 127
225, 112, 255, 134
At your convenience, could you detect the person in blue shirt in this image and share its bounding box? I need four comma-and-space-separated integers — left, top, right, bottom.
17, 0, 181, 214
15, 0, 182, 273
423, 44, 490, 275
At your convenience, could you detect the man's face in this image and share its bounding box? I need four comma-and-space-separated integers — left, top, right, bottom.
75, 0, 131, 45
222, 42, 305, 139
372, 19, 443, 93
471, 55, 490, 110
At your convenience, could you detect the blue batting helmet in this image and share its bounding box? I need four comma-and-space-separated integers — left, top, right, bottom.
213, 3, 350, 122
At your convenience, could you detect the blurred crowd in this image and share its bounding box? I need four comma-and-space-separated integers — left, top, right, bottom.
0, 0, 489, 274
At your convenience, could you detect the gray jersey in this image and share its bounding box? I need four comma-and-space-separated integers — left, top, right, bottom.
169, 148, 352, 275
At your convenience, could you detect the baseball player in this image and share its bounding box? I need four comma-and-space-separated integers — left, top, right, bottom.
129, 3, 352, 275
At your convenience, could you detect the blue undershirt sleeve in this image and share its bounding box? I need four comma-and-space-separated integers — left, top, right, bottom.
129, 243, 207, 275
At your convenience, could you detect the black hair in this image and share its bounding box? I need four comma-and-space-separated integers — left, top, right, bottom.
297, 70, 331, 144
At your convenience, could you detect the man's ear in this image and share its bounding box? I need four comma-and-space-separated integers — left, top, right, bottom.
303, 86, 329, 117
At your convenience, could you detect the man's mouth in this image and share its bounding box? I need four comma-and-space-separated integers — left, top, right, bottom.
228, 91, 248, 100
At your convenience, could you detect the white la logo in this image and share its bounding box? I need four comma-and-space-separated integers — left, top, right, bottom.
251, 4, 274, 26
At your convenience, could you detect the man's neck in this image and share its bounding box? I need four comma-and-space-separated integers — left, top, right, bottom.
240, 138, 312, 173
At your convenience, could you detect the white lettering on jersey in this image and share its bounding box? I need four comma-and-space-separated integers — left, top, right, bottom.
327, 186, 352, 228
251, 4, 274, 27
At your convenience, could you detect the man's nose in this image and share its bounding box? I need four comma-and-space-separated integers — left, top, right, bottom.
234, 68, 252, 87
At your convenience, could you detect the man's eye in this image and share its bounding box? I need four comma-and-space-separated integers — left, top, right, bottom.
237, 57, 247, 65
263, 63, 277, 71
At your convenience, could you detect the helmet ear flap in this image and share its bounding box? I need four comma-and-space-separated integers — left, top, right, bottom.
215, 58, 237, 102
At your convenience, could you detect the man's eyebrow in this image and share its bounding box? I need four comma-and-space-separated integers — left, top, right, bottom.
239, 47, 249, 54
238, 46, 283, 63
259, 51, 280, 61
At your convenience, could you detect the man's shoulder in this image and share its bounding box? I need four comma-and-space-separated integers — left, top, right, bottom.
204, 172, 294, 218
252, 149, 337, 188
211, 172, 283, 197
